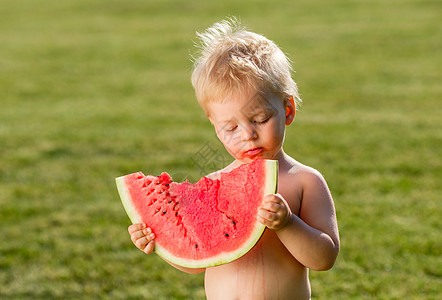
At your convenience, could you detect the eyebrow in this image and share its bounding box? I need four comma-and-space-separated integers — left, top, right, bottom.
218, 118, 238, 126
243, 102, 275, 117
241, 93, 276, 114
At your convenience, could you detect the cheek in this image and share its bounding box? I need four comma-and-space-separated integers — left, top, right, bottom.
215, 129, 236, 149
267, 118, 285, 138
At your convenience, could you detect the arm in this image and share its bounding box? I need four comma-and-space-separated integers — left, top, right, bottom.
257, 171, 340, 271
128, 223, 206, 274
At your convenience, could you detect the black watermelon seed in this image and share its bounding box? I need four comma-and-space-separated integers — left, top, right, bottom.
195, 244, 198, 248
162, 211, 167, 215
224, 233, 229, 237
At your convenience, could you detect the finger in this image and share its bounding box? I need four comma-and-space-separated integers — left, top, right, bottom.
135, 233, 155, 249
257, 212, 287, 230
262, 194, 283, 205
257, 213, 278, 229
135, 236, 148, 249
259, 201, 282, 215
128, 223, 146, 234
130, 228, 152, 243
144, 240, 155, 254
258, 208, 277, 222
263, 194, 277, 203
262, 201, 283, 213
263, 193, 283, 201
257, 214, 268, 226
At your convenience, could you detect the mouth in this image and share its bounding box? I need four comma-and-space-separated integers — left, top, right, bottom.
243, 147, 264, 158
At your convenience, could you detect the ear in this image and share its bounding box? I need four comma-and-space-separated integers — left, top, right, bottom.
285, 96, 296, 125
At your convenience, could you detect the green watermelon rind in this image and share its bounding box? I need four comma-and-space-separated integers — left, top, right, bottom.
116, 175, 143, 224
116, 160, 278, 268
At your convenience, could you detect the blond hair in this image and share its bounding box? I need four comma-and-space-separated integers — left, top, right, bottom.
191, 18, 301, 114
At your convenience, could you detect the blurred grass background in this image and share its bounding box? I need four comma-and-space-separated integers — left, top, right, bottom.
0, 0, 441, 299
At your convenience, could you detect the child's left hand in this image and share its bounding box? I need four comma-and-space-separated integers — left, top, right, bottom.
257, 194, 292, 231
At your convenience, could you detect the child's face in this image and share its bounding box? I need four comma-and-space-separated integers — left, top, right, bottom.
207, 88, 294, 163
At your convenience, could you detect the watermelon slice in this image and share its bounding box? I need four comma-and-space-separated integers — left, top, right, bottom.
116, 159, 278, 268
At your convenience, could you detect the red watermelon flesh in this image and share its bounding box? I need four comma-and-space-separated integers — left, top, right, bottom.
116, 159, 278, 268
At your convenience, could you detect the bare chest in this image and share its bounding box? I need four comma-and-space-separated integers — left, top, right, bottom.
204, 231, 310, 300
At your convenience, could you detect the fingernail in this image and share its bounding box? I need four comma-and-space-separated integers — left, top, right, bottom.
149, 233, 155, 239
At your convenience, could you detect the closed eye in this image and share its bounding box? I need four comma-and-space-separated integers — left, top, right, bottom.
254, 118, 269, 125
225, 125, 238, 132
253, 114, 272, 125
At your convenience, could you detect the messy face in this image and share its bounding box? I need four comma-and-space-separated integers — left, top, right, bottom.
207, 88, 294, 163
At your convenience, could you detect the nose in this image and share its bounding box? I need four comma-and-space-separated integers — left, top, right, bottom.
240, 123, 258, 141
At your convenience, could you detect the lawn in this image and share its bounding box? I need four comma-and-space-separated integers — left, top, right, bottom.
0, 0, 441, 299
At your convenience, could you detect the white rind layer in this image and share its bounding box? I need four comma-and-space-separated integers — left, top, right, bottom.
116, 176, 142, 224
264, 159, 278, 198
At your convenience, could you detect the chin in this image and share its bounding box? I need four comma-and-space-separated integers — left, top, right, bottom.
238, 156, 263, 163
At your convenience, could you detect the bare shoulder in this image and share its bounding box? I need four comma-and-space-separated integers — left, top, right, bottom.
282, 157, 327, 187
293, 162, 331, 199
279, 156, 333, 209
281, 157, 339, 245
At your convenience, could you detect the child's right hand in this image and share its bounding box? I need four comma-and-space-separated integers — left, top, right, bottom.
128, 223, 155, 254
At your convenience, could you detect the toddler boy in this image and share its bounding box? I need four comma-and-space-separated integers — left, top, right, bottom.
129, 18, 340, 300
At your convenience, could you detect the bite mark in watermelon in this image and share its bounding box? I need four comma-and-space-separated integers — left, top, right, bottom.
116, 159, 278, 268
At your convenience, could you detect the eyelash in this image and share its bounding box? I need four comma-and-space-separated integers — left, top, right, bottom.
225, 116, 270, 132
253, 116, 270, 124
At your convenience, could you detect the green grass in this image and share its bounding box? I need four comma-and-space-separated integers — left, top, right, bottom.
1, 0, 441, 299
